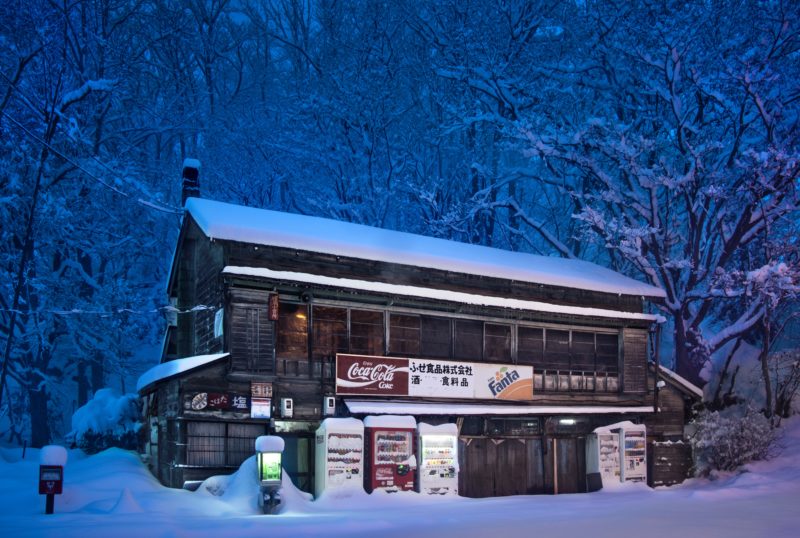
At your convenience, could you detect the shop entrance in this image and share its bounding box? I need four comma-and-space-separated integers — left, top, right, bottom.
459, 437, 546, 497
459, 435, 586, 497
281, 434, 314, 493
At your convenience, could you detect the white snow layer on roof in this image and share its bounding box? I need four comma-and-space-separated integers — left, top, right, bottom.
224, 266, 659, 322
345, 400, 654, 416
363, 415, 417, 429
418, 422, 459, 435
593, 420, 646, 434
187, 198, 664, 298
318, 417, 365, 433
255, 436, 285, 453
136, 353, 229, 392
658, 365, 704, 399
40, 445, 68, 466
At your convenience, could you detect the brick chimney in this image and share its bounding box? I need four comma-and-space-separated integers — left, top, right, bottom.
181, 158, 201, 204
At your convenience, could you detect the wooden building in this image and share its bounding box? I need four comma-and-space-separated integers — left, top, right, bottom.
139, 168, 698, 494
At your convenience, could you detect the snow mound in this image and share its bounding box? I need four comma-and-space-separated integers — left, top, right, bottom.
40, 445, 68, 466
69, 388, 140, 439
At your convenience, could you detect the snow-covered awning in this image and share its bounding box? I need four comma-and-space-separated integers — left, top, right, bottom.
654, 364, 704, 399
345, 400, 655, 416
223, 266, 660, 322
188, 197, 665, 299
136, 353, 229, 393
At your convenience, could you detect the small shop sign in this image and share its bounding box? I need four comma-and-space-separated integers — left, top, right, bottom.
187, 392, 249, 411
336, 354, 534, 401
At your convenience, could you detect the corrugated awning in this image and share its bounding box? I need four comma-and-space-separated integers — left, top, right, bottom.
344, 399, 655, 416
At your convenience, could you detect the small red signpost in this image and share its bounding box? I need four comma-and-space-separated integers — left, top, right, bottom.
39, 465, 63, 514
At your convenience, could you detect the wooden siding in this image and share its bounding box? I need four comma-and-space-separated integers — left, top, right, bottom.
648, 442, 693, 487
622, 328, 648, 393
230, 302, 275, 373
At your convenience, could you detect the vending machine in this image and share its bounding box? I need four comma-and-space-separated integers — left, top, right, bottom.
363, 415, 417, 493
586, 421, 647, 489
585, 427, 620, 491
620, 424, 647, 483
417, 422, 459, 495
314, 418, 365, 498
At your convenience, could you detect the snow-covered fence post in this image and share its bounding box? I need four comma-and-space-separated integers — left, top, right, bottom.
39, 445, 67, 515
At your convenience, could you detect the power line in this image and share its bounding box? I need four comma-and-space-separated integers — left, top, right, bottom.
0, 305, 217, 317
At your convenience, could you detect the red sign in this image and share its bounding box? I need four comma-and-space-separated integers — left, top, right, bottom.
39, 465, 63, 495
268, 294, 280, 321
335, 354, 409, 396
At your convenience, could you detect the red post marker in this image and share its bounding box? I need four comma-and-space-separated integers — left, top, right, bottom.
39, 465, 63, 514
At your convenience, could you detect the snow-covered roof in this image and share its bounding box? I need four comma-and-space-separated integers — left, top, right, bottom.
655, 364, 704, 399
317, 417, 365, 433
363, 415, 417, 429
593, 420, 645, 434
418, 423, 459, 436
255, 436, 285, 453
186, 198, 664, 298
223, 266, 660, 322
136, 353, 229, 392
345, 400, 654, 416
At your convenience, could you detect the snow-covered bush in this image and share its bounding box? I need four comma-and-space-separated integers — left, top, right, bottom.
690, 405, 778, 475
67, 389, 141, 454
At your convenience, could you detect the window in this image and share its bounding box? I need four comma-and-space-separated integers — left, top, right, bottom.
186, 422, 266, 467
420, 316, 451, 358
596, 333, 619, 373
543, 329, 570, 370
571, 331, 595, 371
484, 323, 511, 362
277, 303, 308, 360
517, 326, 543, 366
350, 309, 384, 355
389, 314, 420, 356
454, 319, 483, 361
186, 422, 225, 466
312, 306, 347, 360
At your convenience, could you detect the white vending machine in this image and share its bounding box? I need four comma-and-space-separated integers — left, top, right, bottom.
621, 424, 647, 483
586, 421, 646, 490
314, 417, 365, 498
586, 427, 620, 491
417, 422, 459, 495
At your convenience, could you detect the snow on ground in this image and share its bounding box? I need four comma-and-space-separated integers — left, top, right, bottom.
2, 418, 800, 538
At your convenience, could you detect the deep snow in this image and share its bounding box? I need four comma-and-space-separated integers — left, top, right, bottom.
2, 418, 799, 538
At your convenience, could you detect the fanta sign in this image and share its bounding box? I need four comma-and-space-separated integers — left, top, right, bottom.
336, 354, 533, 401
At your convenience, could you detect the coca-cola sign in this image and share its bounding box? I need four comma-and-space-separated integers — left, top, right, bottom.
336, 355, 409, 396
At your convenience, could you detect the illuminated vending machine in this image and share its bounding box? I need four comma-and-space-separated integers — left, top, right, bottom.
417, 422, 459, 495
363, 415, 417, 493
314, 418, 365, 498
586, 425, 621, 491
620, 424, 647, 483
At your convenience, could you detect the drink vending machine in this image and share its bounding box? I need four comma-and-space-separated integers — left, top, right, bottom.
621, 424, 647, 483
314, 418, 365, 498
363, 415, 417, 492
417, 422, 459, 495
586, 421, 646, 490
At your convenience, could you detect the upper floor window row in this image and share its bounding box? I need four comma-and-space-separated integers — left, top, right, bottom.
275, 303, 619, 374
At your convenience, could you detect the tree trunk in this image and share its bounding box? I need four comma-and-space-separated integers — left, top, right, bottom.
29, 387, 51, 447
760, 320, 773, 419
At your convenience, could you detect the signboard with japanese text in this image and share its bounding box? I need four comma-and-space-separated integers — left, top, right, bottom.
251, 397, 272, 419
336, 354, 533, 401
187, 392, 249, 412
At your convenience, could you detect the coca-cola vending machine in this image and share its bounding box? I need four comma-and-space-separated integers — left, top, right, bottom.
417, 422, 459, 495
363, 415, 417, 493
314, 418, 365, 498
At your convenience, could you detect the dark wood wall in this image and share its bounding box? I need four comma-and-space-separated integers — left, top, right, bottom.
648, 442, 693, 487
623, 328, 648, 393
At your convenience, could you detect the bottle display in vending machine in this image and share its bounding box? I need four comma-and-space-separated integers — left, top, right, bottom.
586, 429, 620, 491
621, 426, 647, 483
363, 415, 417, 493
314, 418, 365, 498
586, 421, 647, 490
417, 422, 459, 495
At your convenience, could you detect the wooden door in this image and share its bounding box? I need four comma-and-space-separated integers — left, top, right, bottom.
549, 437, 587, 494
